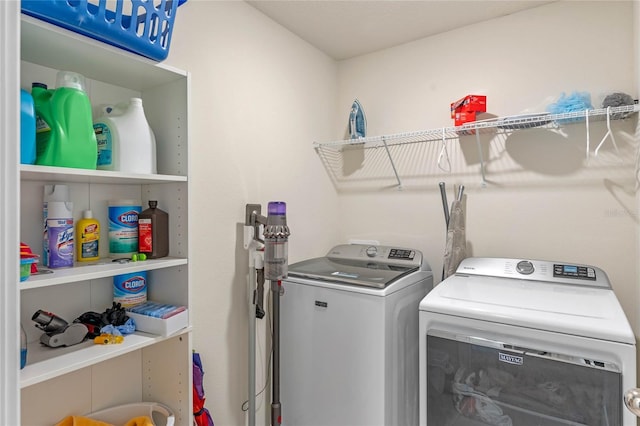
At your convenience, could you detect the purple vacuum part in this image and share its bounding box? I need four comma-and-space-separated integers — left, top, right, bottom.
268, 201, 286, 216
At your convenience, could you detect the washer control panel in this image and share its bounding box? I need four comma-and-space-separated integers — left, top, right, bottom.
553, 264, 596, 281
388, 248, 415, 260
326, 244, 424, 269
455, 257, 610, 288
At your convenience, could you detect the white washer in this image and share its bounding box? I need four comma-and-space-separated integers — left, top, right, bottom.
419, 257, 636, 426
281, 244, 433, 426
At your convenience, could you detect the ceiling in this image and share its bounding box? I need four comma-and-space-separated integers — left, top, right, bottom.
246, 0, 555, 60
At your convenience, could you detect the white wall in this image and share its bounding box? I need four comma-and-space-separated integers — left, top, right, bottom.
165, 2, 339, 425
166, 1, 640, 425
335, 1, 639, 331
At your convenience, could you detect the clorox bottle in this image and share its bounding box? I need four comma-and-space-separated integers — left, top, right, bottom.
94, 98, 157, 174
32, 71, 97, 169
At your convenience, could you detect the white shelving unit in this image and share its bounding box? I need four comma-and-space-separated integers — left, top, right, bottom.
22, 164, 188, 184
21, 329, 193, 388
16, 14, 192, 425
21, 258, 188, 290
314, 104, 640, 188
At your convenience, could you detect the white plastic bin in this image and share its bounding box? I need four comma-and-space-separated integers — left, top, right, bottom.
86, 402, 174, 426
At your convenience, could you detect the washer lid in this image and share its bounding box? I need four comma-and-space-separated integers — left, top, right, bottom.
420, 272, 635, 345
288, 257, 418, 288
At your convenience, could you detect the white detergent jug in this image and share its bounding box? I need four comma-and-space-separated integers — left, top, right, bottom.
94, 98, 157, 174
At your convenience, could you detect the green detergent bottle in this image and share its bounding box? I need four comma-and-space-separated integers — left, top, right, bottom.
32, 71, 97, 169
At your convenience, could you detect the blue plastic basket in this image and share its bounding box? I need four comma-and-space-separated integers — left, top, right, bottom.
22, 0, 186, 61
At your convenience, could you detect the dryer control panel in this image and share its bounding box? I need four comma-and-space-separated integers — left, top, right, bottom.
553, 263, 596, 280
455, 257, 610, 288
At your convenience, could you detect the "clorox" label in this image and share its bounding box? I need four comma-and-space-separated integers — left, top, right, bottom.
108, 203, 141, 255
113, 271, 147, 307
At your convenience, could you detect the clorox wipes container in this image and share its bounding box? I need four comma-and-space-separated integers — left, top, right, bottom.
94, 98, 157, 174
108, 200, 141, 257
113, 271, 147, 308
32, 71, 98, 169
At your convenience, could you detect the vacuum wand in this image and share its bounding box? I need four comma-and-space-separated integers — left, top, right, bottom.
263, 201, 290, 426
271, 279, 282, 426
244, 201, 290, 426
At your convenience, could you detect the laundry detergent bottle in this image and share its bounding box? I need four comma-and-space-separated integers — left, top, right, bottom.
32, 71, 98, 170
94, 98, 157, 174
20, 89, 36, 165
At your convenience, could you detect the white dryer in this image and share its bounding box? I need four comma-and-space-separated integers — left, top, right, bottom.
280, 244, 433, 426
419, 257, 636, 426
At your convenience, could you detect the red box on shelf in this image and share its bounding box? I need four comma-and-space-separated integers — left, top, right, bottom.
450, 95, 487, 118
453, 110, 477, 126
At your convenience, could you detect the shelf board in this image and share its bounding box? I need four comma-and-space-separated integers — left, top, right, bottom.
21, 257, 188, 290
20, 14, 187, 91
314, 104, 640, 149
20, 327, 192, 388
21, 164, 187, 184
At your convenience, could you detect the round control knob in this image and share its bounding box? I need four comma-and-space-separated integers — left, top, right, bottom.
365, 246, 378, 258
516, 260, 534, 275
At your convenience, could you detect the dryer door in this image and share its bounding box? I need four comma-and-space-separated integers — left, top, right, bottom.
426, 330, 622, 426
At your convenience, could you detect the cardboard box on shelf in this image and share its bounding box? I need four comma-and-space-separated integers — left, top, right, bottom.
129, 309, 188, 336
453, 110, 477, 126
450, 95, 487, 118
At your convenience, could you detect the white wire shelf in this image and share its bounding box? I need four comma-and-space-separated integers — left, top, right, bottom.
313, 104, 640, 188
314, 104, 639, 149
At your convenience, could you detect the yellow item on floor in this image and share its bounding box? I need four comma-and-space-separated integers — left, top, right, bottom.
55, 417, 111, 426
54, 415, 154, 426
124, 417, 154, 426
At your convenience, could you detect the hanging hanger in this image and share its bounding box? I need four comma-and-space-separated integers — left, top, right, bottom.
594, 106, 620, 157
437, 128, 452, 172
585, 109, 590, 162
